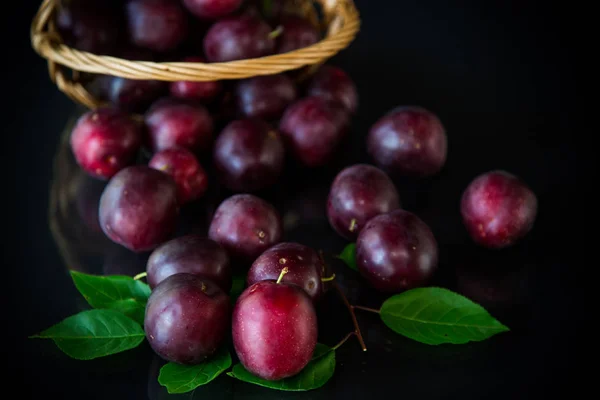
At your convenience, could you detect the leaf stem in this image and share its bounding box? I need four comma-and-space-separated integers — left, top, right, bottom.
352, 305, 381, 314
276, 267, 289, 284
320, 273, 336, 282
133, 272, 147, 281
331, 332, 356, 351
332, 281, 367, 352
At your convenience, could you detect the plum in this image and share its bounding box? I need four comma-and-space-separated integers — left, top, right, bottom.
145, 273, 230, 364
276, 15, 320, 54
460, 170, 538, 248
306, 65, 358, 113
169, 57, 222, 103
146, 235, 231, 291
232, 277, 317, 380
356, 209, 438, 292
99, 165, 179, 252
182, 0, 243, 19
327, 164, 401, 240
246, 242, 325, 302
70, 108, 143, 180
234, 74, 297, 120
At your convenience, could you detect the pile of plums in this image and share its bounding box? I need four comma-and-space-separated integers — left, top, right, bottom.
64, 0, 539, 381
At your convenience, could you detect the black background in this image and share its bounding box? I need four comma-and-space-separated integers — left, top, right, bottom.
4, 0, 588, 399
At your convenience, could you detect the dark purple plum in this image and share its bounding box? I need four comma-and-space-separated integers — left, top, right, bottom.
460, 170, 538, 248
327, 164, 401, 240
279, 96, 349, 167
146, 235, 231, 291
307, 65, 358, 113
246, 242, 325, 302
169, 57, 222, 103
148, 148, 209, 204
145, 99, 214, 154
56, 0, 121, 54
213, 119, 285, 192
276, 15, 320, 54
126, 0, 189, 53
70, 108, 143, 180
145, 273, 230, 364
183, 0, 243, 19
356, 209, 438, 292
235, 74, 297, 120
232, 279, 317, 380
208, 194, 283, 264
203, 14, 276, 62
367, 106, 447, 177
99, 165, 179, 252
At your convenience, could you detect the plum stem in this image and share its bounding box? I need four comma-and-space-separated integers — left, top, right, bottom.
133, 272, 147, 281
352, 305, 381, 314
332, 332, 356, 351
333, 281, 367, 352
268, 25, 284, 39
276, 267, 289, 284
321, 273, 336, 282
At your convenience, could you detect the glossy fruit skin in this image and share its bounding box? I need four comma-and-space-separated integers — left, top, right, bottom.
276, 15, 320, 54
213, 119, 285, 192
232, 280, 317, 380
145, 99, 214, 154
235, 74, 297, 120
183, 0, 243, 19
126, 0, 189, 53
56, 0, 121, 54
99, 165, 179, 252
70, 108, 142, 180
356, 209, 438, 292
327, 164, 401, 240
307, 66, 358, 113
246, 242, 325, 302
460, 170, 538, 248
279, 96, 349, 167
148, 148, 208, 204
203, 15, 275, 62
169, 57, 222, 102
208, 194, 283, 263
146, 235, 231, 291
145, 273, 230, 364
367, 106, 447, 177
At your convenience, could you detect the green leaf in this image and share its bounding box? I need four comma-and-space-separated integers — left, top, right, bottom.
70, 271, 151, 324
30, 309, 146, 359
380, 287, 510, 345
229, 275, 246, 303
158, 347, 232, 394
336, 243, 357, 270
227, 344, 335, 391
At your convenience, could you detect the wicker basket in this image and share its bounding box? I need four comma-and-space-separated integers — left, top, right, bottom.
30, 0, 361, 109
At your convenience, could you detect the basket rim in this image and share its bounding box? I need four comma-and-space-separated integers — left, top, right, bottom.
30, 0, 361, 82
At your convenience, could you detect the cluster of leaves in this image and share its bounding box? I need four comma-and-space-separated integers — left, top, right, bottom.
30, 249, 510, 394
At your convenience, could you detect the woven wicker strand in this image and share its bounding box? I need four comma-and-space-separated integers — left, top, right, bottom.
30, 0, 361, 109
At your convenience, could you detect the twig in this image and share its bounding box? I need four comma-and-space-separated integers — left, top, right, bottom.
332, 332, 356, 351
333, 281, 367, 352
352, 305, 381, 314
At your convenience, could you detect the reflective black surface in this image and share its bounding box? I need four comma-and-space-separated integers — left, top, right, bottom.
8, 0, 586, 398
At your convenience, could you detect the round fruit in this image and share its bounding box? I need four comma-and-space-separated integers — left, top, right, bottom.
306, 65, 358, 113
235, 74, 297, 120
182, 0, 243, 19
146, 235, 231, 291
145, 273, 230, 364
203, 14, 275, 62
70, 108, 142, 180
276, 15, 320, 54
208, 194, 283, 263
460, 170, 538, 248
213, 119, 285, 192
356, 209, 438, 292
148, 148, 208, 204
232, 279, 317, 380
279, 96, 349, 167
126, 0, 189, 53
145, 99, 214, 154
99, 165, 179, 252
327, 164, 401, 240
367, 106, 447, 177
169, 57, 222, 103
247, 242, 325, 302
